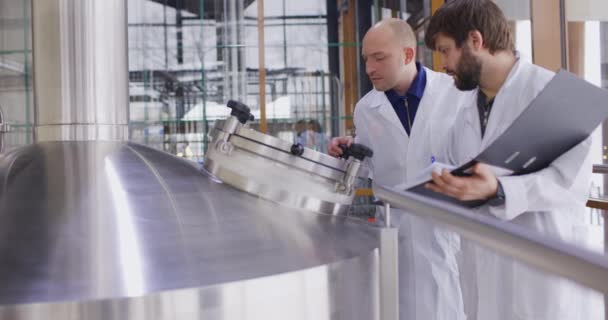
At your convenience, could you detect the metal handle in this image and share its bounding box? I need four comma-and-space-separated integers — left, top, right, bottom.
227, 100, 254, 124
339, 143, 374, 161
373, 183, 608, 295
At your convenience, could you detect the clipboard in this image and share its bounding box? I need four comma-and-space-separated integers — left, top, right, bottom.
408, 70, 608, 208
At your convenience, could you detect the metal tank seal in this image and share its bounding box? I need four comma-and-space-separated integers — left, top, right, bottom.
204, 100, 374, 215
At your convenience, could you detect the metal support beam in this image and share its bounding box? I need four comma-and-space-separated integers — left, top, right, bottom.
176, 0, 184, 64
602, 23, 608, 195
430, 0, 444, 71
32, 0, 129, 141
327, 0, 341, 137
258, 0, 267, 133
216, 0, 247, 104
357, 0, 373, 98
530, 0, 568, 71
379, 226, 399, 320
374, 184, 608, 295
338, 0, 359, 133
567, 22, 585, 77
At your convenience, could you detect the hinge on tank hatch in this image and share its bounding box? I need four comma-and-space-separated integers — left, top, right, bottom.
335, 143, 373, 195
215, 100, 254, 155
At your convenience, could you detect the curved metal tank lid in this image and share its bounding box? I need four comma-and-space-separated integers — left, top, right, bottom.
0, 141, 381, 306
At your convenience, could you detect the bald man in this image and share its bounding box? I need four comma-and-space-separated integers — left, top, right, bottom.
328, 19, 472, 320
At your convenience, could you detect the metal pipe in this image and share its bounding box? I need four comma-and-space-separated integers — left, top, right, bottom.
356, 0, 373, 97
218, 0, 247, 104
384, 201, 391, 227
373, 184, 608, 294
379, 227, 399, 320
32, 0, 129, 142
559, 0, 568, 69
258, 0, 267, 133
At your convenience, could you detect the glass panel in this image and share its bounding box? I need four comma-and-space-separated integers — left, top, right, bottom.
563, 2, 608, 251
0, 0, 33, 150
494, 0, 533, 62
581, 22, 605, 199
599, 23, 608, 196
0, 0, 31, 52
566, 0, 608, 21
128, 0, 335, 160
603, 24, 608, 198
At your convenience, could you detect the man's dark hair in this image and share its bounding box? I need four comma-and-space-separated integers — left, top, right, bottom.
424, 0, 514, 54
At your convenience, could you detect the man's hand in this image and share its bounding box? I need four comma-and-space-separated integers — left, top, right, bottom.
425, 163, 498, 201
328, 136, 354, 157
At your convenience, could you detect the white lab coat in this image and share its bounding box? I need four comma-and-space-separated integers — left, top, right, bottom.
354, 67, 473, 320
445, 58, 595, 320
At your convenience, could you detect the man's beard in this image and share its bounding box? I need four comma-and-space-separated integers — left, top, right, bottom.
453, 45, 482, 91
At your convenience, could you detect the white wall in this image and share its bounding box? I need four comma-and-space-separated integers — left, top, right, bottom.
566, 0, 608, 21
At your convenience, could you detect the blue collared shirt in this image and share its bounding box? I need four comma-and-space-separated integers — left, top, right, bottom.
384, 62, 427, 135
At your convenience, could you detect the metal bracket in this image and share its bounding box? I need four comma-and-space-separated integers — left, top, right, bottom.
214, 116, 242, 156
215, 139, 234, 155
336, 144, 372, 194
336, 158, 361, 195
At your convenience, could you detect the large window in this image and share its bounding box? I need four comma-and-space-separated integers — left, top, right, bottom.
0, 0, 33, 151
564, 1, 608, 196
128, 0, 333, 160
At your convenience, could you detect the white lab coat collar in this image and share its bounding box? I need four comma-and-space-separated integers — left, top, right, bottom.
367, 90, 386, 108
363, 90, 408, 136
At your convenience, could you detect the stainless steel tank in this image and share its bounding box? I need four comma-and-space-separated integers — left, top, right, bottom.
0, 140, 391, 320
4, 1, 396, 318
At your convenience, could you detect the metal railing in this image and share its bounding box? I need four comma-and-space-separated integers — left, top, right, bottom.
588, 164, 608, 210
373, 183, 608, 295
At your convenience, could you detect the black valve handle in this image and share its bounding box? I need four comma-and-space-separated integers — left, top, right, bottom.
227, 100, 255, 124
290, 143, 304, 156
339, 143, 374, 161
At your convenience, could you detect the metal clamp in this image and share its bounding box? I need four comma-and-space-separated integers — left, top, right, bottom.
215, 116, 241, 155
336, 158, 361, 195
215, 101, 255, 156
336, 143, 373, 195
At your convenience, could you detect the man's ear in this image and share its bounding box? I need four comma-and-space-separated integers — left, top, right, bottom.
403, 47, 415, 64
467, 30, 484, 51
